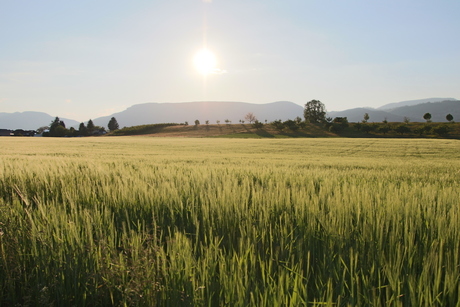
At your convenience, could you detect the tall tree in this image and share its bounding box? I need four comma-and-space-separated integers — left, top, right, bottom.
87, 119, 95, 129
50, 117, 60, 129
79, 122, 88, 136
49, 117, 67, 137
87, 119, 95, 134
304, 100, 326, 123
363, 113, 370, 123
108, 117, 119, 131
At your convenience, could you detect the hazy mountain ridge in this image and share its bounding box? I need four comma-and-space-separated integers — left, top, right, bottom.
377, 98, 457, 111
327, 108, 405, 123
328, 100, 459, 123
0, 111, 80, 130
388, 100, 459, 122
1, 99, 458, 130
92, 101, 304, 128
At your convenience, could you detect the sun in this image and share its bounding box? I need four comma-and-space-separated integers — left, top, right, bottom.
193, 48, 217, 75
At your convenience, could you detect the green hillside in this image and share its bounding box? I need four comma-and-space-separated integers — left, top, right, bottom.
108, 122, 460, 139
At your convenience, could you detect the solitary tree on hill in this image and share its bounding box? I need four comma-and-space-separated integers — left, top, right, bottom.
245, 112, 257, 124
423, 113, 432, 123
304, 100, 326, 123
446, 114, 454, 122
363, 113, 370, 123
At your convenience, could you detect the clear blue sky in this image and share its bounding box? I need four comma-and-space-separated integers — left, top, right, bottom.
1, 0, 459, 122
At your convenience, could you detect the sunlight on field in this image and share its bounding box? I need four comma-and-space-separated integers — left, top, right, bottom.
1, 137, 459, 305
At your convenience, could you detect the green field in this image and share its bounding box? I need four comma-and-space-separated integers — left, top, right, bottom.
1, 137, 459, 306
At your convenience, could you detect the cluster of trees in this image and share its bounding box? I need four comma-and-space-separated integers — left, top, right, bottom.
300, 100, 454, 137
185, 103, 328, 132
42, 117, 119, 137
39, 100, 453, 138
255, 100, 329, 131
183, 101, 326, 132
354, 122, 451, 136
281, 99, 455, 137
350, 111, 454, 136
270, 117, 304, 131
326, 117, 349, 133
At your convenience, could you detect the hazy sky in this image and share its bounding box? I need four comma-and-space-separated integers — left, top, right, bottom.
1, 0, 459, 121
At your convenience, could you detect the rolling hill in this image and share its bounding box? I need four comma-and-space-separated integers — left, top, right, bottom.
377, 98, 456, 110
328, 100, 459, 123
0, 112, 80, 130
92, 101, 304, 128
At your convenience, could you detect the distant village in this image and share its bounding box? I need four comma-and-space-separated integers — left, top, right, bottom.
0, 116, 119, 137
0, 129, 37, 137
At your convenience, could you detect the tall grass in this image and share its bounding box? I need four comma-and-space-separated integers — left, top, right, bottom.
0, 137, 459, 306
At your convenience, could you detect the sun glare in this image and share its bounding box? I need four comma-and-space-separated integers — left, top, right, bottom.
193, 48, 217, 75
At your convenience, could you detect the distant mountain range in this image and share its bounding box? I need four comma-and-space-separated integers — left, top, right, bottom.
1, 98, 458, 130
328, 99, 459, 123
92, 101, 304, 128
0, 112, 80, 130
377, 98, 456, 110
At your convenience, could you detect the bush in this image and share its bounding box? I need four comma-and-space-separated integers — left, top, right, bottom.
361, 124, 375, 134
378, 126, 391, 135
271, 120, 284, 131
111, 123, 178, 136
433, 125, 449, 136
252, 120, 264, 129
283, 119, 299, 131
395, 125, 411, 135
329, 123, 343, 133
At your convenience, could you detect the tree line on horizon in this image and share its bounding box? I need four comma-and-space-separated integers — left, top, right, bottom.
346, 110, 455, 136
41, 117, 119, 137
255, 100, 455, 136
39, 100, 455, 137
242, 100, 455, 137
